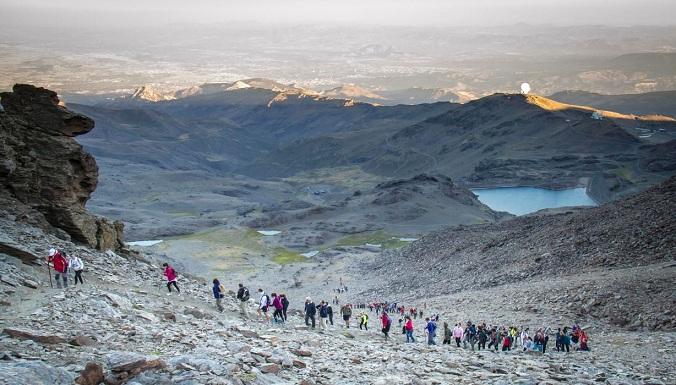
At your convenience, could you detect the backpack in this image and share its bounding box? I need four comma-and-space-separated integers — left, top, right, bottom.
241, 287, 250, 302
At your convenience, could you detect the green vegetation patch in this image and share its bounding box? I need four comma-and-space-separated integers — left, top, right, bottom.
176, 227, 262, 249
166, 210, 197, 217
285, 166, 385, 190
335, 230, 410, 249
613, 166, 634, 182
272, 248, 308, 264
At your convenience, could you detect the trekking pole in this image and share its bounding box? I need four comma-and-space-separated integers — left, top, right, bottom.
47, 261, 53, 288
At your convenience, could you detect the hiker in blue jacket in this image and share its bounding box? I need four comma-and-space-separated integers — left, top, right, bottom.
425, 317, 437, 345
212, 279, 225, 312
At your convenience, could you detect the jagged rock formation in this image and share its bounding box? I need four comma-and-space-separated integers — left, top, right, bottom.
0, 84, 123, 252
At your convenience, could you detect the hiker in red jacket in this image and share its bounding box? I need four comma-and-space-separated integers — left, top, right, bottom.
381, 311, 391, 339
47, 248, 68, 288
162, 263, 180, 295
404, 316, 415, 343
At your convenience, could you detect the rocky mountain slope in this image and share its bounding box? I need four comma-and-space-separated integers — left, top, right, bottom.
366, 176, 676, 330
0, 85, 123, 251
1, 210, 674, 385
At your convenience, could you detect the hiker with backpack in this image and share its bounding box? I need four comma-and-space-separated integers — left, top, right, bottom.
340, 304, 352, 328
304, 297, 316, 328
502, 329, 512, 351
442, 322, 452, 345
532, 328, 545, 352
47, 248, 68, 289
488, 326, 500, 351
561, 327, 571, 352
577, 329, 590, 351
327, 304, 334, 326
212, 279, 225, 312
280, 294, 289, 321
236, 283, 250, 318
257, 289, 270, 322
425, 317, 437, 345
271, 293, 284, 323
477, 325, 488, 350
162, 263, 180, 294
318, 301, 329, 330
404, 316, 415, 343
463, 322, 477, 350
542, 327, 551, 354
68, 253, 84, 286
520, 328, 530, 351
555, 328, 563, 351
381, 311, 391, 339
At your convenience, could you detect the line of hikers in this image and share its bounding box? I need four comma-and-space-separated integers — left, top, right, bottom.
208, 279, 591, 353
46, 251, 592, 355
380, 312, 590, 352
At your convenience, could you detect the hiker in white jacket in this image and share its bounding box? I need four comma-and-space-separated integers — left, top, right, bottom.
69, 255, 84, 285
257, 289, 270, 322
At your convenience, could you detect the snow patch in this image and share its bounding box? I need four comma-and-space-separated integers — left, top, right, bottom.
257, 230, 282, 236
398, 238, 418, 242
127, 240, 164, 247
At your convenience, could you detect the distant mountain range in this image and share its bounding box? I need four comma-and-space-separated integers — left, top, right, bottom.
64, 80, 676, 239
112, 79, 463, 107
73, 81, 676, 198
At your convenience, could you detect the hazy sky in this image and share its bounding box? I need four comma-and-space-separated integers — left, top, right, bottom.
2, 0, 676, 28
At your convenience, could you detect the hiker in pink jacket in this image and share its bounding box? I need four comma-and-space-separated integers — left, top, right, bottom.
452, 323, 464, 347
162, 263, 180, 295
271, 293, 284, 323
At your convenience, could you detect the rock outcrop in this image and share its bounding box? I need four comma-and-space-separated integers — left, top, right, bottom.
0, 84, 123, 251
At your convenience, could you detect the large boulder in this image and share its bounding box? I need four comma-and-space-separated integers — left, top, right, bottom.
75, 362, 104, 385
0, 361, 74, 385
0, 84, 123, 250
106, 351, 147, 372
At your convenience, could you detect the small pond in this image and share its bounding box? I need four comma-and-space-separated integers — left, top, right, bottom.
472, 187, 597, 216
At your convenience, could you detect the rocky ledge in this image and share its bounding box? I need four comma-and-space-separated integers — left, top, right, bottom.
0, 84, 123, 251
